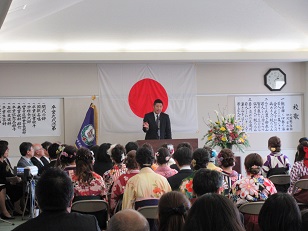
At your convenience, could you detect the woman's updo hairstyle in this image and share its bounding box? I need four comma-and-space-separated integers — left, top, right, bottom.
75, 147, 94, 183
217, 148, 235, 168
156, 147, 171, 165
244, 153, 263, 175
136, 147, 154, 168
268, 136, 281, 153
124, 150, 138, 169
111, 144, 126, 164
191, 147, 210, 171
59, 145, 77, 165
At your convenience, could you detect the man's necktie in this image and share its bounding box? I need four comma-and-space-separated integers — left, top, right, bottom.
156, 115, 160, 139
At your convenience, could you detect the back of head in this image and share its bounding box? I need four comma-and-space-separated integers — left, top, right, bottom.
244, 153, 263, 175
268, 136, 281, 153
36, 168, 73, 211
217, 148, 235, 168
59, 145, 77, 166
183, 193, 244, 231
259, 193, 301, 231
191, 148, 210, 170
48, 143, 61, 159
19, 142, 33, 156
125, 141, 139, 153
301, 209, 308, 231
0, 140, 8, 157
89, 145, 99, 157
193, 169, 223, 196
97, 143, 112, 163
75, 147, 94, 183
172, 147, 192, 167
176, 142, 193, 152
136, 147, 154, 168
111, 144, 126, 164
41, 141, 52, 151
107, 209, 149, 231
156, 147, 171, 165
141, 143, 154, 155
297, 141, 308, 162
158, 191, 190, 231
125, 150, 138, 170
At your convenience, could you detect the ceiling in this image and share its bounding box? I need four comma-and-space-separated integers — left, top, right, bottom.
1, 0, 308, 62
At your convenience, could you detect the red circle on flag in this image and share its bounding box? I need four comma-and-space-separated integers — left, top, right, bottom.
128, 78, 168, 118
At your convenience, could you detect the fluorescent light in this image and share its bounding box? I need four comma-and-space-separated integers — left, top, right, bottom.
245, 42, 301, 51
185, 42, 242, 51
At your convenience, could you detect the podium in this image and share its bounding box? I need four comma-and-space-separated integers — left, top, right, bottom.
137, 138, 198, 152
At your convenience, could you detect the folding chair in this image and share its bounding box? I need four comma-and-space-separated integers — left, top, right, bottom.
137, 205, 158, 219
238, 202, 264, 231
291, 179, 308, 207
71, 199, 109, 230
268, 174, 290, 193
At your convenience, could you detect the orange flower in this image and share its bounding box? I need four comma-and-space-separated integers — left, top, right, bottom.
153, 187, 162, 194
186, 180, 193, 192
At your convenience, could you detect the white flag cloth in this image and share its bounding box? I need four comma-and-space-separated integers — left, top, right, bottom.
98, 63, 198, 133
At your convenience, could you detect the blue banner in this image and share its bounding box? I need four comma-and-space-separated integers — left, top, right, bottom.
75, 103, 97, 148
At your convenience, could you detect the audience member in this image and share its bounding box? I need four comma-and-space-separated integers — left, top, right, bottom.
89, 145, 99, 159
17, 142, 35, 167
301, 209, 308, 231
93, 143, 112, 177
167, 147, 193, 190
103, 144, 127, 193
41, 141, 52, 166
259, 193, 301, 231
47, 143, 61, 168
158, 191, 190, 231
179, 147, 210, 200
207, 148, 222, 171
170, 142, 193, 171
12, 168, 100, 231
31, 143, 46, 174
231, 153, 277, 205
71, 147, 107, 199
295, 137, 308, 163
110, 150, 139, 214
125, 141, 139, 153
59, 145, 77, 179
262, 136, 290, 177
288, 141, 308, 203
155, 147, 177, 178
122, 147, 171, 209
107, 209, 149, 231
183, 193, 245, 231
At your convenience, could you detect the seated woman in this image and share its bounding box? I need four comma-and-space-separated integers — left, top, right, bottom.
217, 148, 240, 195
103, 144, 127, 193
288, 141, 308, 202
58, 145, 77, 179
155, 147, 177, 178
110, 150, 139, 214
158, 191, 191, 231
71, 147, 107, 200
258, 193, 301, 231
122, 147, 171, 210
262, 136, 290, 177
183, 193, 245, 231
0, 140, 23, 218
179, 147, 211, 200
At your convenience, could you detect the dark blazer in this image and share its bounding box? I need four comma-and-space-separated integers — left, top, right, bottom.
31, 157, 45, 175
40, 156, 50, 166
167, 169, 193, 191
143, 112, 172, 140
12, 210, 100, 231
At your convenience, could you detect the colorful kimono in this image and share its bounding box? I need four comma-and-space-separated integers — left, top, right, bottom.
103, 163, 127, 192
155, 165, 178, 178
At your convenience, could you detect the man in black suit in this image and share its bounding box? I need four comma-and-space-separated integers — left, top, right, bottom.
12, 168, 100, 231
167, 147, 193, 190
143, 99, 172, 140
31, 144, 46, 175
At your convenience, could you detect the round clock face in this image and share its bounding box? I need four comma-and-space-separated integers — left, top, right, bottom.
264, 68, 286, 91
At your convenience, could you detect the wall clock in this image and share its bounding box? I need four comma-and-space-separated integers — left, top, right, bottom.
264, 68, 286, 91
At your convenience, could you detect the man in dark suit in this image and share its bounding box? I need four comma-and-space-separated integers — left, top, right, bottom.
143, 99, 172, 140
167, 147, 193, 190
17, 142, 35, 167
31, 143, 46, 175
12, 168, 100, 231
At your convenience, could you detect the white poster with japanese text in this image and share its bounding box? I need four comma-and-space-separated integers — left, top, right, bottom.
0, 98, 62, 137
235, 95, 302, 133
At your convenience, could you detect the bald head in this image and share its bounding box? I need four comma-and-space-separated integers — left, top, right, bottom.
107, 209, 149, 231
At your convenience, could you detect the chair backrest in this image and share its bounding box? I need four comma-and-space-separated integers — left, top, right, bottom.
268, 174, 290, 185
238, 202, 265, 215
292, 179, 308, 195
137, 205, 158, 219
71, 199, 109, 229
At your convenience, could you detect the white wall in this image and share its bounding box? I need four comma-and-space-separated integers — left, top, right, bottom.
0, 62, 306, 172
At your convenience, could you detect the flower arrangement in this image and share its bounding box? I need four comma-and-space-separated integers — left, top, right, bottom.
203, 111, 249, 152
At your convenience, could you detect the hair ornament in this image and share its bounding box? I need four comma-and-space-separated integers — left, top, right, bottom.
191, 159, 196, 167
56, 145, 64, 155
211, 149, 217, 158
76, 153, 93, 162
165, 156, 171, 162
250, 165, 259, 169
121, 154, 125, 162
166, 204, 186, 216
270, 147, 276, 152
60, 152, 68, 157
155, 152, 160, 157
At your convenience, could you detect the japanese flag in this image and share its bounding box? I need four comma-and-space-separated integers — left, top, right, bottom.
98, 63, 198, 133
